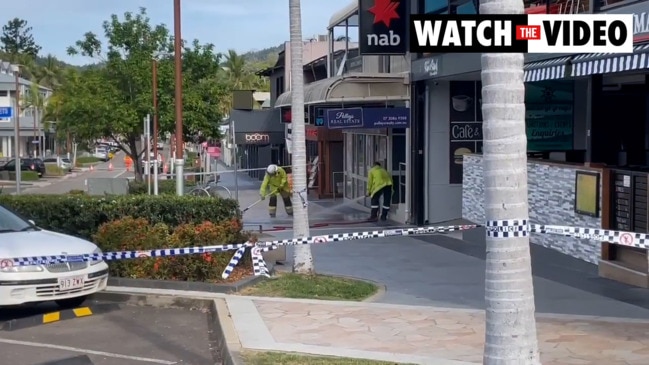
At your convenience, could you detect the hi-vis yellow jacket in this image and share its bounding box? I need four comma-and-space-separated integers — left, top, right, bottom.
367, 165, 393, 196
260, 166, 290, 195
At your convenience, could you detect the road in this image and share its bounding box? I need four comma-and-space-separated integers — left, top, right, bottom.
1, 153, 133, 195
0, 299, 215, 365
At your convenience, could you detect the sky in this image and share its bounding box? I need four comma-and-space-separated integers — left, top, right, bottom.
4, 0, 356, 65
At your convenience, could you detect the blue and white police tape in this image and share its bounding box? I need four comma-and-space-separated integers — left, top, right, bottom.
220, 224, 483, 277
221, 244, 277, 279
484, 220, 649, 249
0, 242, 249, 267
4, 221, 644, 278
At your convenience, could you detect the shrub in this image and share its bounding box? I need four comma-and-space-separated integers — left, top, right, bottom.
68, 189, 85, 195
45, 165, 66, 176
76, 156, 100, 165
9, 171, 39, 181
0, 194, 241, 240
93, 217, 252, 282
128, 179, 196, 195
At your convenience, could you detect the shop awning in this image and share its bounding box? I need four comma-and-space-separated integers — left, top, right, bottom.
571, 43, 649, 77
524, 56, 572, 82
274, 73, 409, 108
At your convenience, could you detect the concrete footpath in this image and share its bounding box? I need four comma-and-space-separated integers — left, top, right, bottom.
104, 286, 649, 365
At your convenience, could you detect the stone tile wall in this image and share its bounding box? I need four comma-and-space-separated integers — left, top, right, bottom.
462, 154, 602, 264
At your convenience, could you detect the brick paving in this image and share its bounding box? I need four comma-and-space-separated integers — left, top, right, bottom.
253, 299, 649, 365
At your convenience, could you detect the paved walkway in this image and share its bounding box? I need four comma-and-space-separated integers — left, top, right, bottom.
104, 286, 649, 365
227, 296, 649, 365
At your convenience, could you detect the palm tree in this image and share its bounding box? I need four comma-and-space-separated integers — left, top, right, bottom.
223, 49, 247, 89
23, 82, 46, 156
288, 0, 314, 274
35, 54, 63, 89
480, 0, 540, 363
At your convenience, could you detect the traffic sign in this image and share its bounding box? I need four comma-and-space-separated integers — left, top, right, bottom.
0, 107, 12, 118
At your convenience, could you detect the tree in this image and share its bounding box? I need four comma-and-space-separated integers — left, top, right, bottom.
223, 50, 247, 89
58, 8, 227, 180
34, 54, 64, 89
289, 0, 314, 274
22, 83, 46, 157
480, 0, 540, 362
1, 18, 41, 59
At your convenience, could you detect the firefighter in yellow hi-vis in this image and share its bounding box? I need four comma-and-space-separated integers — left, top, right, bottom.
366, 162, 393, 221
260, 164, 293, 218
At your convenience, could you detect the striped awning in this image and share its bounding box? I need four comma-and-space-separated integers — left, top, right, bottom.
524, 56, 572, 82
571, 43, 649, 77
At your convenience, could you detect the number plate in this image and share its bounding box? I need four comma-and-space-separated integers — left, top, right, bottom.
58, 276, 84, 290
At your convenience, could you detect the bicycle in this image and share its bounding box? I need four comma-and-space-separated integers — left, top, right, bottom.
187, 178, 232, 199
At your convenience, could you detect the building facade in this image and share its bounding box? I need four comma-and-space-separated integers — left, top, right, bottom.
270, 1, 412, 222
0, 60, 52, 159
440, 0, 649, 286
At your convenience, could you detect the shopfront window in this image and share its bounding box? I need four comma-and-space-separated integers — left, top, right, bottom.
354, 134, 366, 176
425, 0, 447, 13
525, 80, 574, 152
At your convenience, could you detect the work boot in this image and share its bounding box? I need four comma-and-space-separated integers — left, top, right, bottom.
380, 216, 387, 221
269, 213, 276, 218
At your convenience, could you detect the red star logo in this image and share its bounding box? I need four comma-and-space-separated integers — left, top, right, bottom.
368, 0, 400, 28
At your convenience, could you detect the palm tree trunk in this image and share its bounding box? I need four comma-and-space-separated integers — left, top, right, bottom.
288, 0, 314, 274
33, 108, 37, 157
480, 0, 540, 363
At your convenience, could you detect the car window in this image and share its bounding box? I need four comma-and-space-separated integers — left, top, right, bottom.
4, 160, 14, 167
43, 158, 56, 162
0, 205, 34, 232
62, 158, 71, 163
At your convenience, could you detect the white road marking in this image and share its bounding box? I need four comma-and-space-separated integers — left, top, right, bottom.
112, 169, 128, 178
0, 338, 177, 364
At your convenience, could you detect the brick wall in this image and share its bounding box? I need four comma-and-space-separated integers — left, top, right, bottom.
462, 154, 602, 263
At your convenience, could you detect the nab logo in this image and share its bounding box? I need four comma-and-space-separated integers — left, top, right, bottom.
360, 0, 407, 54
409, 14, 633, 54
367, 0, 401, 47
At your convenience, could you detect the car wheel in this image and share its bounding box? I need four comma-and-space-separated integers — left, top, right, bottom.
55, 295, 88, 309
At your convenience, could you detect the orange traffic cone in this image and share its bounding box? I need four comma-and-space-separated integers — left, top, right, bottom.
108, 162, 113, 171
89, 165, 94, 172
162, 163, 168, 174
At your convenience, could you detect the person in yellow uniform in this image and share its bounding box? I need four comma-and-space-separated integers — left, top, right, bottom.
366, 162, 393, 221
260, 164, 293, 218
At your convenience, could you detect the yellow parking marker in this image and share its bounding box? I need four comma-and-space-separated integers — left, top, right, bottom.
72, 307, 93, 317
2, 303, 120, 331
42, 312, 60, 324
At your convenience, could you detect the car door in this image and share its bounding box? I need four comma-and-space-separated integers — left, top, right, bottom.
1, 160, 15, 171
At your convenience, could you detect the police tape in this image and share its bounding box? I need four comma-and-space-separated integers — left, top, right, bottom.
0, 224, 481, 272
3, 221, 647, 278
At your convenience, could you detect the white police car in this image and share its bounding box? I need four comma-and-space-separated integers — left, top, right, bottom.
0, 205, 109, 308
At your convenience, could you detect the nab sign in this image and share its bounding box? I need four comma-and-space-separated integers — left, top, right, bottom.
409, 14, 633, 54
360, 0, 408, 55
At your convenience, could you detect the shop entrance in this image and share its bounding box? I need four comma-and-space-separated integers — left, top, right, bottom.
344, 131, 392, 209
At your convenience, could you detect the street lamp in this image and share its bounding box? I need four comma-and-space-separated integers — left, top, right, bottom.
11, 64, 21, 194
173, 0, 184, 196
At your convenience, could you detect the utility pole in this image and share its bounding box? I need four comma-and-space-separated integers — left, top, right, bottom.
12, 64, 21, 194
152, 58, 159, 195
173, 0, 184, 195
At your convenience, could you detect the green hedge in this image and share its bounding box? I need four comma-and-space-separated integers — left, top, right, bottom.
76, 156, 100, 165
0, 194, 241, 240
128, 179, 196, 195
8, 171, 40, 181
45, 165, 66, 176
